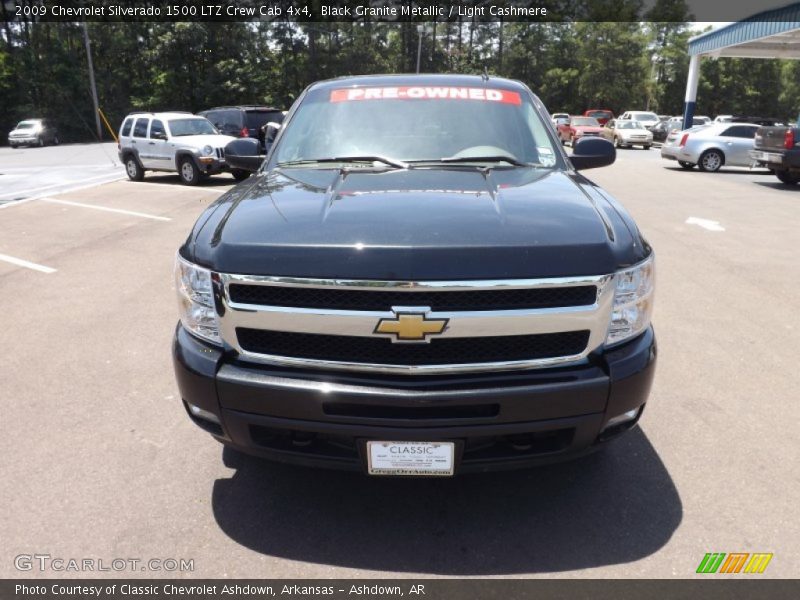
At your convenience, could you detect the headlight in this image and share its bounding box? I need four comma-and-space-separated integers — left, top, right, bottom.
174, 254, 221, 345
202, 145, 214, 156
606, 254, 655, 346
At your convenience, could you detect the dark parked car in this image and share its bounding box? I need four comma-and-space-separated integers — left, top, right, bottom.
175, 75, 655, 477
199, 106, 285, 148
8, 119, 59, 148
651, 117, 709, 142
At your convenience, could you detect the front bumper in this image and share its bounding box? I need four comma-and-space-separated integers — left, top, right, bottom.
173, 324, 657, 474
8, 136, 38, 145
621, 137, 652, 146
196, 156, 227, 174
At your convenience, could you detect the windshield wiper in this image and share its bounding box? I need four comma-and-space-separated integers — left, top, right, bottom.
436, 155, 531, 167
278, 155, 408, 169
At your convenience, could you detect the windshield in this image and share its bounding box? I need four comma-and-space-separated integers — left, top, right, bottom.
618, 121, 643, 129
571, 117, 599, 127
274, 85, 559, 168
168, 118, 216, 137
630, 112, 658, 122
16, 121, 37, 129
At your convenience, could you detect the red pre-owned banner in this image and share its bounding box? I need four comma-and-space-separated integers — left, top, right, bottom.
330, 86, 522, 104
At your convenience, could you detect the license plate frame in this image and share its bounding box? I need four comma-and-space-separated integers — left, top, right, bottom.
366, 441, 456, 477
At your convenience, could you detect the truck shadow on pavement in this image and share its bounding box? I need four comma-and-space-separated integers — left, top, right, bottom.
211, 428, 681, 574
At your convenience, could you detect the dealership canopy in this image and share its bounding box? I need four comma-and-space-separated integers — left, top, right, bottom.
682, 3, 800, 128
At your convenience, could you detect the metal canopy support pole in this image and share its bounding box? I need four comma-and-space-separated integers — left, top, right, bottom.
682, 54, 701, 131
82, 22, 102, 141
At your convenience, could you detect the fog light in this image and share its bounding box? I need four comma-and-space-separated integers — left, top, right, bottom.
603, 407, 641, 431
187, 403, 221, 425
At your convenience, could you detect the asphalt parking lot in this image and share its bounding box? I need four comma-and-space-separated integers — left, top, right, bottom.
0, 143, 123, 205
1, 145, 798, 579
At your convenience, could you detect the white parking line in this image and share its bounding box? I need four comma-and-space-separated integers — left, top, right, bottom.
0, 253, 57, 274
686, 217, 725, 232
40, 198, 172, 221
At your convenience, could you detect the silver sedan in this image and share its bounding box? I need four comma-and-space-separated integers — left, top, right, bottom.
660, 123, 761, 172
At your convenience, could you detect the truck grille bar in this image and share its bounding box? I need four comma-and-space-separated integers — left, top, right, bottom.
216, 273, 616, 375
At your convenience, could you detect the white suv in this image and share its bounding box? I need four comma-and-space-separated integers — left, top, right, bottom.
117, 112, 240, 185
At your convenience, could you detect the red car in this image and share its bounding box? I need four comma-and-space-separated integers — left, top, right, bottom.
584, 109, 615, 126
557, 116, 605, 145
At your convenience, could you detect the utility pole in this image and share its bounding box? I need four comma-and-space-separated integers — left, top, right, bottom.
416, 25, 424, 73
82, 22, 102, 140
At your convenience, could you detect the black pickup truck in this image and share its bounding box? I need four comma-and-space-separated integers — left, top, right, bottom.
173, 75, 656, 476
750, 123, 800, 185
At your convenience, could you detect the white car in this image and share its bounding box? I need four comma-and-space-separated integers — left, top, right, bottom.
660, 123, 761, 171
551, 112, 570, 126
117, 112, 238, 185
601, 119, 653, 149
714, 115, 733, 123
619, 111, 660, 130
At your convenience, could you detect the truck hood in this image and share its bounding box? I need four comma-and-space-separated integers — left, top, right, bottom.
188, 167, 647, 279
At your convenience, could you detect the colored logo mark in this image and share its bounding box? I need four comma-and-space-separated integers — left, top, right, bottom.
696, 552, 773, 574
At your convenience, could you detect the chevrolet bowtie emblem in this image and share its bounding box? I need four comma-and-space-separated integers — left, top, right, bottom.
374, 309, 448, 342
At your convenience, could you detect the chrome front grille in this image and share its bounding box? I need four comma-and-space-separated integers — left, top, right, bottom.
216, 274, 616, 375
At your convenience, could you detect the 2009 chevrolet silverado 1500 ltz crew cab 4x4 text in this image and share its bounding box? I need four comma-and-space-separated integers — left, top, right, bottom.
173, 75, 656, 477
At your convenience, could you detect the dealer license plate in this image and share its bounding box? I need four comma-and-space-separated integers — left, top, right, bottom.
752, 151, 783, 162
367, 441, 455, 476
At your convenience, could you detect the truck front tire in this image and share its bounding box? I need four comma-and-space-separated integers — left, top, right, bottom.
231, 169, 250, 182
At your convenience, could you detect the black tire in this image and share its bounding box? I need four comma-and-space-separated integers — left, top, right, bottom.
53, 135, 60, 146
231, 169, 250, 182
10, 143, 17, 149
643, 145, 651, 150
614, 136, 621, 148
37, 136, 45, 147
678, 161, 695, 170
698, 149, 724, 172
775, 170, 800, 185
124, 155, 144, 181
179, 157, 200, 186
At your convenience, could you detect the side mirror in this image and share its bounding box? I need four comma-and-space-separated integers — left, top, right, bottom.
153, 132, 167, 141
570, 137, 616, 170
225, 138, 264, 173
